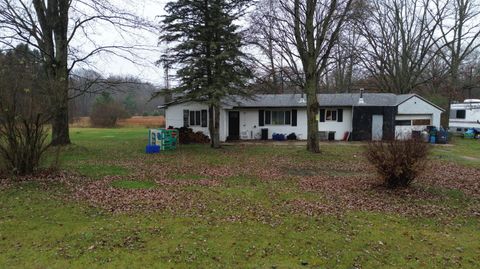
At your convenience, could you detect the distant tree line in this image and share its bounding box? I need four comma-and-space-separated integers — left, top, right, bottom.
69, 70, 164, 120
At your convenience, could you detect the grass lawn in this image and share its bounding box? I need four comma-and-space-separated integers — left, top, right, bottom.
1, 127, 479, 268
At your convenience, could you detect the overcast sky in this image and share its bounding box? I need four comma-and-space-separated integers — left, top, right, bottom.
80, 0, 255, 87
79, 0, 168, 86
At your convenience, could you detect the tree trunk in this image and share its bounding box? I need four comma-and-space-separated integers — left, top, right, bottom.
49, 50, 71, 146
211, 104, 221, 148
51, 81, 71, 146
444, 97, 452, 128
305, 77, 320, 153
208, 104, 215, 147
445, 65, 460, 129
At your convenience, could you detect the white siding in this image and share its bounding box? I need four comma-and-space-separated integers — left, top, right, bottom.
165, 102, 209, 133
167, 105, 354, 141
230, 108, 308, 140
318, 108, 353, 140
165, 95, 443, 142
396, 96, 443, 139
397, 96, 442, 127
165, 102, 229, 141
449, 103, 480, 131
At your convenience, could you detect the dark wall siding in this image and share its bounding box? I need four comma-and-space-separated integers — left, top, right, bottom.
352, 106, 397, 141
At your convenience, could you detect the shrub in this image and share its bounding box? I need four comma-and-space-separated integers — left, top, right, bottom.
0, 114, 50, 175
365, 139, 430, 188
0, 45, 50, 175
90, 92, 129, 127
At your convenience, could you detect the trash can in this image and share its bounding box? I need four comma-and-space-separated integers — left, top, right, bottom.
261, 128, 268, 140
429, 127, 438, 144
436, 129, 448, 144
145, 144, 160, 154
328, 131, 335, 141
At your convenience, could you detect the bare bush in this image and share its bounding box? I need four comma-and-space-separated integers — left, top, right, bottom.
0, 46, 51, 175
0, 114, 50, 175
89, 92, 129, 127
365, 139, 430, 188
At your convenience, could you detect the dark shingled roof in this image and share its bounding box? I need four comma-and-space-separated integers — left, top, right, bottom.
223, 93, 405, 108
162, 93, 444, 111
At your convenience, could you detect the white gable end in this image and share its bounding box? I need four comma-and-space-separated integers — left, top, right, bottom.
396, 95, 443, 132
397, 96, 442, 115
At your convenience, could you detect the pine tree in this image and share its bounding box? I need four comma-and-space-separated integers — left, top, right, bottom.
160, 0, 252, 148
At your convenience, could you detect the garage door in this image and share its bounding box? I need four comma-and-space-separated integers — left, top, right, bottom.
395, 114, 432, 139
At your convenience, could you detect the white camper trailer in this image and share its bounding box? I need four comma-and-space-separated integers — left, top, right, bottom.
449, 99, 480, 133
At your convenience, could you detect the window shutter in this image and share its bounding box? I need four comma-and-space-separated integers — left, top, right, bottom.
201, 110, 207, 127
337, 109, 343, 122
285, 111, 291, 125
320, 109, 325, 122
291, 109, 297, 126
259, 110, 265, 126
265, 111, 271, 124
183, 110, 189, 127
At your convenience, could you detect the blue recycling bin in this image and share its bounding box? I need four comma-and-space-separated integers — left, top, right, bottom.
145, 145, 160, 154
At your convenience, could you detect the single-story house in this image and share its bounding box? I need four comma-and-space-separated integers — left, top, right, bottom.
163, 93, 444, 141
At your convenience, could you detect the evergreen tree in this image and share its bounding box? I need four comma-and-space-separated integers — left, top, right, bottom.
160, 0, 253, 148
123, 92, 137, 116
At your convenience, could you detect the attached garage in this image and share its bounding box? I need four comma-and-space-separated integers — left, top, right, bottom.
395, 95, 444, 139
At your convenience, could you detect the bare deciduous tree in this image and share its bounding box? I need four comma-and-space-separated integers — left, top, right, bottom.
0, 0, 153, 145
435, 0, 480, 125
357, 0, 446, 94
323, 23, 362, 92
261, 0, 355, 153
248, 0, 281, 91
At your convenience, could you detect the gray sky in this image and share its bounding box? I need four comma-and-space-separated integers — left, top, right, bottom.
76, 0, 168, 86
79, 0, 255, 87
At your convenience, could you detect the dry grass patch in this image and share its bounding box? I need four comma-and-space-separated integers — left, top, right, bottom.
71, 176, 202, 213
291, 160, 480, 218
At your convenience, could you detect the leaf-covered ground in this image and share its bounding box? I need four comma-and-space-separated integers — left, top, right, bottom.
1, 128, 479, 268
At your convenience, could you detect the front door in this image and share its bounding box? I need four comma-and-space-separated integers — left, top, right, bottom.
372, 114, 383, 141
228, 111, 240, 140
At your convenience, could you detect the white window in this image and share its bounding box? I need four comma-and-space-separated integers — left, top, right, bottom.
395, 120, 411, 126
265, 110, 291, 125
325, 109, 337, 121
412, 119, 431, 126
272, 111, 285, 125
185, 110, 207, 127
455, 110, 466, 119
189, 111, 201, 126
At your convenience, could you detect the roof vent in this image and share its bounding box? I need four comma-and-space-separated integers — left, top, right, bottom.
298, 93, 306, 104
358, 88, 365, 104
